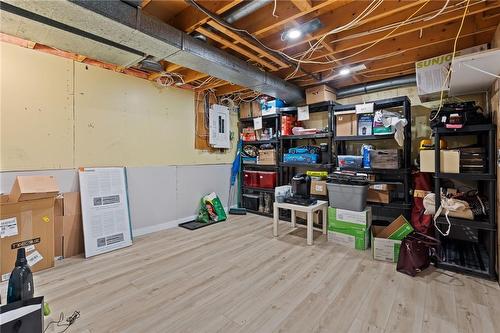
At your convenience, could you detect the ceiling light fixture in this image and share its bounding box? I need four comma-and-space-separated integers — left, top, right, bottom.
282, 18, 323, 41
286, 28, 302, 40
339, 68, 351, 76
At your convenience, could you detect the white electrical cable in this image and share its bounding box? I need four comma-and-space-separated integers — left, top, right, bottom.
272, 0, 278, 18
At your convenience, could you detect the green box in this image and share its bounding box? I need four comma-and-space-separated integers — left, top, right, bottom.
372, 227, 402, 262
327, 207, 372, 231
373, 126, 394, 135
328, 227, 370, 250
328, 207, 372, 250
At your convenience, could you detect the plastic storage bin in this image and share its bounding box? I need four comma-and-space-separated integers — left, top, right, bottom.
258, 171, 277, 188
338, 155, 363, 168
243, 170, 259, 187
242, 193, 260, 211
327, 182, 369, 211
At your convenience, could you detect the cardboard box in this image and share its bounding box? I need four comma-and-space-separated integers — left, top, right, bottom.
55, 215, 84, 259
1, 198, 55, 281
371, 215, 413, 262
336, 113, 357, 136
367, 189, 390, 204
54, 192, 84, 259
306, 85, 336, 105
420, 150, 460, 173
377, 215, 414, 240
9, 176, 59, 203
251, 101, 262, 117
357, 114, 373, 136
327, 207, 371, 250
258, 149, 276, 165
369, 184, 397, 191
310, 180, 327, 196
372, 226, 402, 263
240, 103, 252, 119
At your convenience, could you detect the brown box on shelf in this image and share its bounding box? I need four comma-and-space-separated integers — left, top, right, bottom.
258, 149, 276, 165
1, 197, 55, 281
370, 149, 402, 169
240, 102, 252, 119
54, 192, 84, 258
251, 101, 262, 117
420, 150, 460, 173
305, 85, 336, 104
310, 180, 327, 196
336, 113, 358, 136
9, 176, 59, 203
367, 189, 390, 204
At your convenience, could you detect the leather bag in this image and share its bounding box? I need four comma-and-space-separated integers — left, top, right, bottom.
397, 232, 441, 277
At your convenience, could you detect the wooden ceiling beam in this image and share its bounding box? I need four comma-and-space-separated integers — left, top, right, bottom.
140, 0, 152, 9
243, 0, 352, 38
319, 1, 500, 60
206, 20, 288, 68
195, 26, 279, 71
288, 15, 497, 79
169, 0, 243, 33
294, 31, 493, 88
263, 0, 431, 51
289, 0, 312, 13
215, 84, 247, 96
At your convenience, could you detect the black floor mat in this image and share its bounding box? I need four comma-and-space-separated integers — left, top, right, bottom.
178, 220, 224, 230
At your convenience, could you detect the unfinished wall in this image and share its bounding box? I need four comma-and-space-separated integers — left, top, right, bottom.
0, 41, 236, 236
0, 41, 236, 171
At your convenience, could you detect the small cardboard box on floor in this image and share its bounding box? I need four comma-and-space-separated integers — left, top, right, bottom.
54, 192, 84, 259
327, 207, 372, 250
0, 176, 59, 281
372, 215, 414, 262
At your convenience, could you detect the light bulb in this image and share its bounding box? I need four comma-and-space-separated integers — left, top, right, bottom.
339, 68, 351, 76
286, 28, 302, 40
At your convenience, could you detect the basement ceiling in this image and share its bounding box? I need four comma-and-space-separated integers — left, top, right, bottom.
141, 0, 500, 96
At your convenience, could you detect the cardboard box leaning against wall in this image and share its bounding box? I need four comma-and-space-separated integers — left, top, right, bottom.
1, 176, 60, 281
54, 192, 84, 259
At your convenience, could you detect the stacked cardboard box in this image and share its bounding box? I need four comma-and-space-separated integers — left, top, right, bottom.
372, 215, 414, 262
327, 207, 372, 250
54, 192, 84, 259
0, 176, 59, 281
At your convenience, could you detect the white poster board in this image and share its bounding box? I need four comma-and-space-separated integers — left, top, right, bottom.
79, 167, 133, 258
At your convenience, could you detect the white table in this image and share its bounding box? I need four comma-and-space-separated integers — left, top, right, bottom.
273, 200, 328, 245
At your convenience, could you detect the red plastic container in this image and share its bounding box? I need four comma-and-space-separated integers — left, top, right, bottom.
258, 171, 277, 188
243, 171, 259, 187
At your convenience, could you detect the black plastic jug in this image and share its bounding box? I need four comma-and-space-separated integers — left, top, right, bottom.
7, 248, 34, 303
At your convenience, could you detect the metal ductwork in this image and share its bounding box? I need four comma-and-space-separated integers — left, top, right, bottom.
336, 75, 416, 99
224, 0, 272, 24
0, 0, 304, 103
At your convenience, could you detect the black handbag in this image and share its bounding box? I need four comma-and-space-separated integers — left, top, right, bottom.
397, 232, 441, 277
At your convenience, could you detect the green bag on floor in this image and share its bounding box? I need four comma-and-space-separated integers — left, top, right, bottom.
196, 192, 227, 223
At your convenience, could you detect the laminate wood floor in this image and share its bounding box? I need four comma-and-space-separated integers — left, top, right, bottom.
2, 214, 499, 333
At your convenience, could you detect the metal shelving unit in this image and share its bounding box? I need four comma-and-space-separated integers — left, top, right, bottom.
278, 101, 337, 186
332, 96, 412, 222
238, 112, 281, 215
433, 123, 497, 280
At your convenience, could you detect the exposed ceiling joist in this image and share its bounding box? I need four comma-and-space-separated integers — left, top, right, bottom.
206, 20, 288, 68
195, 26, 279, 71
169, 0, 243, 33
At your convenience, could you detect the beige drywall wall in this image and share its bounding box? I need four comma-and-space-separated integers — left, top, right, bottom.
0, 42, 236, 171
1, 42, 74, 170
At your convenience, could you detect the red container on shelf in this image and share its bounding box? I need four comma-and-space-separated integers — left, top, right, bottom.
243, 170, 259, 187
281, 115, 296, 136
258, 171, 277, 188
